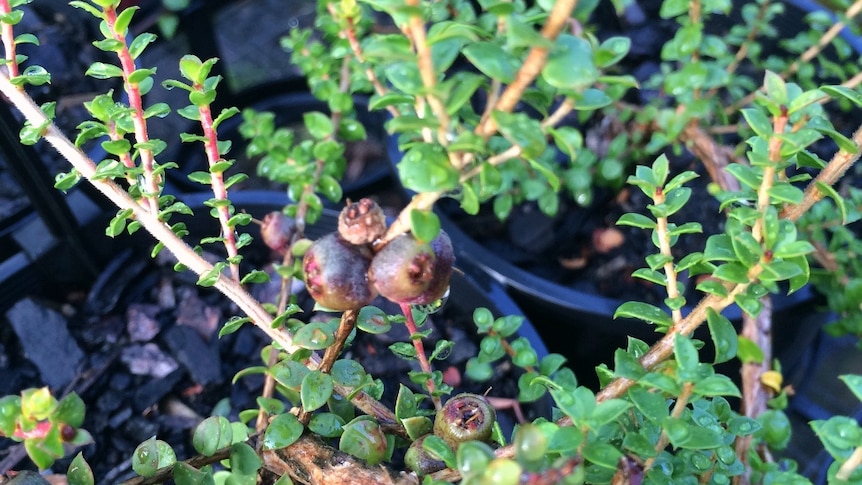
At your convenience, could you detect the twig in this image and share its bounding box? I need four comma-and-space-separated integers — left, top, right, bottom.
837, 446, 862, 480
644, 381, 694, 472
400, 302, 442, 410
404, 0, 450, 145
733, 297, 773, 485
780, 123, 862, 220
476, 0, 579, 137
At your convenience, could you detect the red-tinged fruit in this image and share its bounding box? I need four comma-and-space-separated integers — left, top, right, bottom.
303, 232, 376, 311
368, 234, 435, 303
260, 211, 297, 254
338, 198, 387, 245
415, 230, 454, 305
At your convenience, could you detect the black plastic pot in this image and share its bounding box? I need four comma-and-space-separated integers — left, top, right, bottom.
166, 85, 396, 201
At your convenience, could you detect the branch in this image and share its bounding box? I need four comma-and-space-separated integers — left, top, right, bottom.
475, 0, 578, 137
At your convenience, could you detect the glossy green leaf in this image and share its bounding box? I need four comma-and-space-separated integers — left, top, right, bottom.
674, 334, 699, 381
294, 321, 335, 350
409, 209, 441, 243
822, 85, 862, 108
53, 392, 85, 428
132, 437, 177, 477
263, 413, 303, 450
308, 412, 345, 438
192, 416, 232, 456
398, 143, 459, 193
617, 213, 656, 229
172, 462, 213, 485
628, 386, 669, 423
614, 301, 672, 328
340, 418, 388, 466
269, 360, 309, 391
582, 442, 623, 469
707, 309, 737, 364
462, 42, 518, 83
67, 453, 95, 485
693, 375, 740, 397
301, 370, 334, 412
713, 262, 749, 284
763, 70, 788, 106
664, 418, 723, 449
331, 359, 366, 388
492, 111, 547, 159
614, 348, 646, 380
543, 35, 598, 91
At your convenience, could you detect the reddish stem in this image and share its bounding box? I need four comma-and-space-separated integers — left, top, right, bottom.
399, 302, 441, 410
197, 101, 240, 281
0, 0, 19, 79
103, 5, 160, 213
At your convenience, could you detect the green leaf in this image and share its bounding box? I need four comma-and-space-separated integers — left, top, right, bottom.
308, 412, 346, 438
301, 371, 334, 412
219, 316, 251, 337
822, 85, 862, 108
462, 42, 518, 83
132, 438, 177, 477
543, 34, 599, 91
693, 375, 740, 397
767, 182, 804, 205
593, 399, 632, 426
707, 309, 737, 364
763, 70, 788, 106
172, 462, 212, 485
628, 386, 669, 423
674, 334, 699, 380
664, 418, 724, 449
339, 418, 388, 466
616, 213, 656, 229
192, 416, 232, 456
492, 111, 547, 159
731, 232, 762, 267
595, 36, 630, 68
737, 336, 763, 364
229, 442, 262, 476
331, 359, 366, 388
840, 375, 862, 403
86, 61, 124, 79
67, 453, 94, 485
725, 163, 761, 190
614, 348, 646, 380
409, 209, 441, 243
303, 111, 335, 139
713, 262, 749, 284
294, 321, 335, 350
368, 92, 415, 111
551, 386, 596, 425
398, 143, 459, 192
614, 301, 672, 328
263, 414, 303, 450
582, 442, 623, 469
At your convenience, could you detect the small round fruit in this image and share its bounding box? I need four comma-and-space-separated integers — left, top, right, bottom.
259, 211, 296, 254
411, 230, 454, 305
303, 232, 377, 311
434, 393, 496, 449
368, 234, 435, 303
338, 198, 387, 245
404, 434, 446, 476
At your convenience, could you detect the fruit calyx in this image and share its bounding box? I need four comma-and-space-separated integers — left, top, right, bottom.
338, 198, 387, 246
